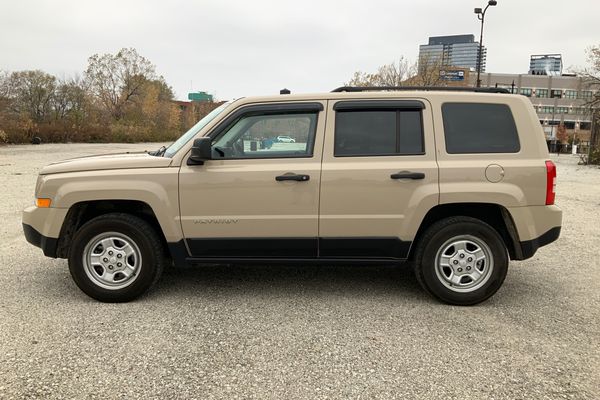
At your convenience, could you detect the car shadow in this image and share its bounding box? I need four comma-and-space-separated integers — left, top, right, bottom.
153, 262, 429, 302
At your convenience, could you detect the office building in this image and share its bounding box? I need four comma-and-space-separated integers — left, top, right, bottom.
471, 72, 597, 145
418, 34, 485, 72
529, 54, 563, 75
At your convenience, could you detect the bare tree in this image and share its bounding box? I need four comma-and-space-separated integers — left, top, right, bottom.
409, 54, 445, 86
345, 55, 446, 88
85, 48, 157, 120
345, 57, 413, 87
51, 75, 89, 123
576, 45, 600, 151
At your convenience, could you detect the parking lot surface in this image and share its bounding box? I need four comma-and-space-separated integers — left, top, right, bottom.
1, 143, 599, 399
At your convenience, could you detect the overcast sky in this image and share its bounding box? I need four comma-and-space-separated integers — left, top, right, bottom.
1, 0, 598, 101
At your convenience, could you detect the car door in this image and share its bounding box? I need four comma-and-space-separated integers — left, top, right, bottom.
179, 101, 326, 258
318, 98, 439, 259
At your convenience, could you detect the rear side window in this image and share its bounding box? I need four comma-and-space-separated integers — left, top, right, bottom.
442, 103, 520, 154
335, 110, 424, 156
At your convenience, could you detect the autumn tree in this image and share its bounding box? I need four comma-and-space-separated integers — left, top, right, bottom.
85, 48, 158, 120
5, 70, 57, 122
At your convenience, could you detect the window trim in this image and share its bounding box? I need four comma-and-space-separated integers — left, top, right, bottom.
333, 107, 426, 158
206, 102, 323, 160
333, 100, 425, 111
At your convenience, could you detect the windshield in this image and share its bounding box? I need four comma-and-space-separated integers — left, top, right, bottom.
164, 101, 231, 157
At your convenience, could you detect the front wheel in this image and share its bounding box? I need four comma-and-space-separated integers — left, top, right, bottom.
68, 213, 165, 302
413, 216, 508, 305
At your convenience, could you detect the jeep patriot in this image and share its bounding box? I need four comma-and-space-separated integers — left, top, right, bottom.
23, 86, 562, 305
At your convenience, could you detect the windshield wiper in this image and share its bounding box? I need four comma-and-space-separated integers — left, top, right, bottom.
148, 145, 167, 157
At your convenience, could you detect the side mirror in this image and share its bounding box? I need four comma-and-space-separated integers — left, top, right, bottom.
188, 137, 212, 165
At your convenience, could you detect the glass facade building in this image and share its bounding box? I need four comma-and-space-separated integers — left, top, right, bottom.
529, 54, 563, 76
418, 34, 485, 72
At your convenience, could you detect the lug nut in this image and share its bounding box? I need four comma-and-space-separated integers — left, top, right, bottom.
458, 268, 463, 272
467, 266, 471, 270
460, 254, 465, 258
453, 260, 458, 265
117, 254, 122, 258
117, 262, 122, 267
103, 258, 108, 262
108, 251, 114, 256
468, 257, 473, 262
108, 265, 113, 270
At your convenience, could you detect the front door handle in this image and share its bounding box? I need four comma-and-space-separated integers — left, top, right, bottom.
275, 173, 310, 182
390, 171, 425, 180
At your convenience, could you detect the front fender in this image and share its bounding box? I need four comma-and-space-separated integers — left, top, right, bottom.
39, 168, 182, 242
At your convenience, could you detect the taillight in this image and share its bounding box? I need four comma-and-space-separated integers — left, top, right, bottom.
545, 160, 556, 205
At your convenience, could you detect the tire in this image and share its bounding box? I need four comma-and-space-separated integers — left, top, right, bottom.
413, 216, 508, 306
68, 213, 166, 302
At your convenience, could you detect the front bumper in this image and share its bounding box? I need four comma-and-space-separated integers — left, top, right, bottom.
22, 205, 68, 258
23, 223, 59, 258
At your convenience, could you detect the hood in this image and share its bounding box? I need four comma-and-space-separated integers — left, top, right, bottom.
39, 152, 173, 175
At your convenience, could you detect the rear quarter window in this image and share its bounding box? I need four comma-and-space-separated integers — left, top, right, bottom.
442, 103, 520, 154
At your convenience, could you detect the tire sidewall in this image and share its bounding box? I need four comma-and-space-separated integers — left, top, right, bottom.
420, 221, 508, 305
68, 217, 158, 302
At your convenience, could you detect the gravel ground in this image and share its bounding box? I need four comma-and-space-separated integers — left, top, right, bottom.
0, 143, 599, 399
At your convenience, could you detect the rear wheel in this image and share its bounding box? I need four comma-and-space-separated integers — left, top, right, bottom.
413, 216, 508, 305
68, 213, 165, 302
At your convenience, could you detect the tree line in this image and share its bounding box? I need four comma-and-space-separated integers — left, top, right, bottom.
0, 48, 200, 144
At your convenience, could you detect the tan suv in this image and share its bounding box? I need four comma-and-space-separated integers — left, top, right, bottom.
22, 86, 562, 305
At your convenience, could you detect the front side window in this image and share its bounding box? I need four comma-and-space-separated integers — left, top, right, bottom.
442, 103, 520, 154
211, 112, 318, 159
334, 109, 424, 157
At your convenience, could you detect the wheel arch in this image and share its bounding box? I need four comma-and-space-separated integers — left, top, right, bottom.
56, 200, 171, 260
408, 203, 522, 260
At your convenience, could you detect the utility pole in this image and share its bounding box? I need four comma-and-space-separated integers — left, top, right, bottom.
474, 1, 497, 88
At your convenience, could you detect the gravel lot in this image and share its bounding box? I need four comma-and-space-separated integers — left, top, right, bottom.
1, 143, 599, 399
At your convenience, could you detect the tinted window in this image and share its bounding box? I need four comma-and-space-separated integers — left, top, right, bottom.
442, 103, 520, 154
335, 110, 423, 156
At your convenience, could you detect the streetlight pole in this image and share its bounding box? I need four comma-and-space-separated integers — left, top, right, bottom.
475, 0, 497, 88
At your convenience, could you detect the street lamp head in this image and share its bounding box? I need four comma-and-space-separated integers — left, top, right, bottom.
488, 0, 497, 6
474, 7, 482, 14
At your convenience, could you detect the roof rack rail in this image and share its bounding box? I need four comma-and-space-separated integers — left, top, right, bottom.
331, 86, 510, 94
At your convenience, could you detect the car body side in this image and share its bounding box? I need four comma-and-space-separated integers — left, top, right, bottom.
22, 91, 562, 265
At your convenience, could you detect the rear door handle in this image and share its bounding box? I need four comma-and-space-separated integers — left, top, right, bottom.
275, 173, 310, 182
390, 171, 425, 180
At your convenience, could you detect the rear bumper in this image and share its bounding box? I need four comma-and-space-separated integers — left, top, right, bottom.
507, 205, 562, 260
23, 223, 59, 258
518, 226, 561, 260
